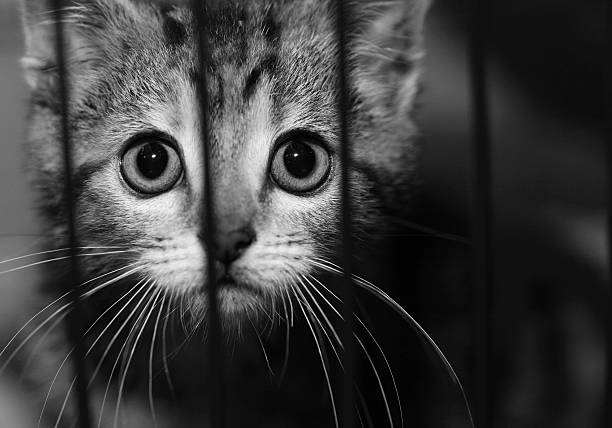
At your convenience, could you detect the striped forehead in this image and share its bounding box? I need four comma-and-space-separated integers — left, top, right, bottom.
164, 2, 281, 145
157, 9, 277, 190
141, 1, 339, 165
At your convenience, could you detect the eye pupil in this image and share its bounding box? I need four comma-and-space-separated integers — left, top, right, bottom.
283, 141, 316, 178
137, 142, 168, 179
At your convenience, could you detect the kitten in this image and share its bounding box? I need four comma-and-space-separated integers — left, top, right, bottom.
16, 0, 429, 426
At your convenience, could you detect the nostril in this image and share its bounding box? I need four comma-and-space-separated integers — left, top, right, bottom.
235, 234, 253, 252
215, 228, 255, 264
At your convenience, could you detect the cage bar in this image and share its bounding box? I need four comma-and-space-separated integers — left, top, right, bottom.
468, 0, 493, 427
605, 0, 612, 424
189, 1, 226, 427
52, 0, 93, 426
334, 1, 356, 427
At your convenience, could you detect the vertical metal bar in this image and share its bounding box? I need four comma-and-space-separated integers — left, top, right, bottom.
605, 0, 612, 425
52, 0, 92, 426
468, 0, 493, 427
189, 1, 225, 427
334, 1, 356, 427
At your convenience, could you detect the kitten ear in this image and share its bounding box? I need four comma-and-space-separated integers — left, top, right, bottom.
20, 0, 130, 93
351, 0, 430, 114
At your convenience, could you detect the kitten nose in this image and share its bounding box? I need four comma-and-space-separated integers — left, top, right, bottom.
214, 228, 255, 264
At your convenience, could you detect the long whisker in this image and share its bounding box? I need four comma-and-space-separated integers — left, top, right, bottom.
161, 291, 176, 395
41, 279, 150, 427
296, 278, 344, 376
0, 301, 71, 375
0, 237, 47, 265
356, 405, 366, 428
87, 278, 151, 383
311, 257, 475, 428
53, 376, 76, 428
299, 276, 342, 348
38, 277, 148, 427
354, 334, 394, 428
384, 218, 470, 245
1, 263, 142, 378
277, 290, 291, 384
159, 288, 190, 373
286, 286, 295, 327
33, 309, 69, 428
0, 291, 73, 362
300, 276, 387, 427
0, 250, 134, 276
148, 288, 167, 428
178, 292, 188, 335
114, 286, 163, 428
308, 275, 404, 428
355, 384, 374, 428
292, 285, 339, 428
48, 280, 146, 428
80, 262, 142, 292
358, 325, 402, 427
248, 314, 275, 378
88, 279, 152, 387
43, 275, 143, 428
97, 282, 155, 428
18, 309, 69, 381
0, 246, 130, 266
355, 278, 474, 428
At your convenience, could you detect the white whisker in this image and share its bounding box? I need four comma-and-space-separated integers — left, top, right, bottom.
0, 301, 71, 375
277, 290, 291, 384
0, 250, 134, 276
292, 285, 339, 428
296, 277, 344, 379
0, 291, 73, 362
312, 257, 475, 428
0, 246, 129, 266
354, 276, 474, 427
38, 278, 148, 427
300, 276, 342, 347
148, 288, 167, 428
82, 264, 143, 298
355, 316, 403, 428
114, 286, 163, 428
18, 309, 69, 381
2, 263, 142, 379
309, 274, 404, 427
355, 385, 374, 428
53, 376, 76, 428
161, 292, 175, 394
354, 334, 394, 428
97, 282, 155, 428
87, 279, 151, 384
248, 314, 275, 378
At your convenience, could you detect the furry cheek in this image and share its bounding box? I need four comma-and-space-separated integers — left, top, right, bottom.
141, 233, 207, 294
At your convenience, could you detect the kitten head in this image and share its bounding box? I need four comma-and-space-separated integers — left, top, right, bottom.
21, 0, 429, 327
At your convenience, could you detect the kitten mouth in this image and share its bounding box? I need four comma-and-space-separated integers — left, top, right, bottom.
215, 268, 248, 290
217, 273, 239, 288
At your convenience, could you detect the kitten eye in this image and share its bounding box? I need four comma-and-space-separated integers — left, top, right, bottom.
120, 135, 183, 194
270, 134, 331, 194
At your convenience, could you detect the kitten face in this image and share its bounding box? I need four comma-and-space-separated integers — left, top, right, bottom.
21, 0, 427, 325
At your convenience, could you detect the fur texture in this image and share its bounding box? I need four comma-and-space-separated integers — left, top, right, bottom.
18, 0, 429, 426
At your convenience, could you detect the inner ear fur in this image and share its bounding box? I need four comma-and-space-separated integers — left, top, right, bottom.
350, 0, 430, 114
20, 0, 134, 94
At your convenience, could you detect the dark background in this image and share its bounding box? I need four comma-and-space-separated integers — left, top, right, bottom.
393, 1, 607, 427
0, 0, 607, 427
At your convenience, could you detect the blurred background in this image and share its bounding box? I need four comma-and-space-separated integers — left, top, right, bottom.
0, 0, 607, 427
